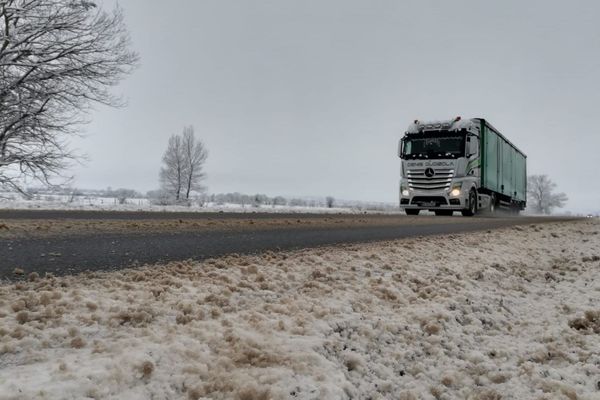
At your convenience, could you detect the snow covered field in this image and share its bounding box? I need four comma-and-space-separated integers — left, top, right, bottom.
0, 220, 599, 399
0, 193, 394, 214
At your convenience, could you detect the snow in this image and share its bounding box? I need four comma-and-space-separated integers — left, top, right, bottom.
405, 118, 478, 134
0, 220, 599, 399
0, 193, 394, 214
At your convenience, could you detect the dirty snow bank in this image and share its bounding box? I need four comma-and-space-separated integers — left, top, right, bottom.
0, 221, 599, 400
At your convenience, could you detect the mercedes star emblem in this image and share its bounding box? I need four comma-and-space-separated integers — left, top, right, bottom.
424, 168, 435, 178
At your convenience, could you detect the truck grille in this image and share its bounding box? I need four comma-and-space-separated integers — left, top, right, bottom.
406, 168, 454, 190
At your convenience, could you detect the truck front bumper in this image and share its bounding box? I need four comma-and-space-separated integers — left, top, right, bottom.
400, 189, 468, 211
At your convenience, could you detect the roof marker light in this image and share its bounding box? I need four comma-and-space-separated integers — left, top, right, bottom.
414, 119, 419, 124
455, 116, 461, 121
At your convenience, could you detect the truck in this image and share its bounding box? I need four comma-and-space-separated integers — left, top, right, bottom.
398, 117, 526, 216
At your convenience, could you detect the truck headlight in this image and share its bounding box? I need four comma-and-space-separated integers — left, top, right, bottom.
450, 183, 462, 197
401, 183, 410, 197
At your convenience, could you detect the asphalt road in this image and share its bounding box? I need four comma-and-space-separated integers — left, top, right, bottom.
0, 211, 574, 279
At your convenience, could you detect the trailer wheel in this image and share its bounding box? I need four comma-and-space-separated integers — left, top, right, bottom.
405, 209, 420, 215
510, 204, 521, 215
461, 190, 477, 217
489, 194, 496, 214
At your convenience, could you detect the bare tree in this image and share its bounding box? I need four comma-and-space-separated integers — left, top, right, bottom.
159, 127, 208, 202
0, 0, 139, 194
160, 134, 186, 201
111, 188, 139, 204
182, 126, 208, 200
290, 198, 307, 207
527, 174, 568, 214
326, 196, 335, 208
146, 189, 171, 206
252, 194, 264, 207
273, 196, 287, 206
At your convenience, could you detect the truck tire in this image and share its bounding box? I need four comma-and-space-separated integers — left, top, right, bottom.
489, 194, 496, 214
405, 209, 420, 215
461, 190, 477, 217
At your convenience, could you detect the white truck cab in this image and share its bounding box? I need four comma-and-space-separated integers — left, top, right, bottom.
399, 117, 486, 216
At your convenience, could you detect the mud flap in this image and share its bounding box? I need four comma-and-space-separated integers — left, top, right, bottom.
478, 194, 491, 210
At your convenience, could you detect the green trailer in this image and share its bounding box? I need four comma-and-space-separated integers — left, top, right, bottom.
478, 119, 527, 209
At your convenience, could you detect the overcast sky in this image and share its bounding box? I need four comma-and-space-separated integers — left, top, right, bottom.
72, 0, 600, 213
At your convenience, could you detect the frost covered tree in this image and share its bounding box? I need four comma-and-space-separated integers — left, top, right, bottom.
182, 126, 208, 200
160, 134, 186, 201
160, 126, 208, 201
527, 174, 568, 214
111, 188, 139, 204
272, 196, 287, 206
0, 0, 139, 194
253, 194, 266, 207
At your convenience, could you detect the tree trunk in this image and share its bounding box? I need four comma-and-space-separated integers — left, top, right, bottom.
185, 166, 193, 199
176, 165, 181, 200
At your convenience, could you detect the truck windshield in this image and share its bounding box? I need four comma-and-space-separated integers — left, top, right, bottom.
403, 133, 465, 159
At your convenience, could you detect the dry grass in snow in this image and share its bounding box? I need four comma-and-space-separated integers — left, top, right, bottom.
0, 220, 599, 399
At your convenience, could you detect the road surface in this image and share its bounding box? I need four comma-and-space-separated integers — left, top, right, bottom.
0, 210, 574, 279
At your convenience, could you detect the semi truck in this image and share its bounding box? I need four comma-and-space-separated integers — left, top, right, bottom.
398, 117, 526, 216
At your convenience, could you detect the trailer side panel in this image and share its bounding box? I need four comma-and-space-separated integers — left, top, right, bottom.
480, 120, 527, 204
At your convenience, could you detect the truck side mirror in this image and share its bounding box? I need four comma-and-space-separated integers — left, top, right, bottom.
398, 139, 404, 158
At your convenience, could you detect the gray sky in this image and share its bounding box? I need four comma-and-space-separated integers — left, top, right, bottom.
72, 0, 600, 213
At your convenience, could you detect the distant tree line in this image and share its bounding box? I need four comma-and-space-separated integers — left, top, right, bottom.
203, 193, 395, 211
22, 186, 143, 204
207, 193, 322, 208
13, 186, 398, 212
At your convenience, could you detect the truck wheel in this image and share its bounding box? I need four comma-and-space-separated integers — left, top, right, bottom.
461, 190, 477, 217
405, 209, 420, 215
489, 194, 496, 214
